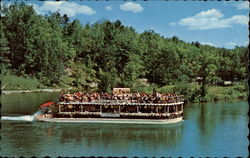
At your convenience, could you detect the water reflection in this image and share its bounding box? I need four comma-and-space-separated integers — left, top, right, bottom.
1, 121, 184, 157
58, 123, 184, 148
1, 122, 46, 156
183, 101, 249, 156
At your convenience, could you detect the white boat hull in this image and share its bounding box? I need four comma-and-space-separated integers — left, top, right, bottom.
36, 117, 183, 124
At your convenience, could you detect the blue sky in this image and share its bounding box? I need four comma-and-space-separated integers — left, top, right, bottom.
2, 1, 249, 49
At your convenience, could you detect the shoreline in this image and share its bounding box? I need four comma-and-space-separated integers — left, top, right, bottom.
1, 87, 247, 103
1, 89, 62, 94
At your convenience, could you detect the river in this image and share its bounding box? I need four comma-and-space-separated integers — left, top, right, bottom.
1, 92, 248, 157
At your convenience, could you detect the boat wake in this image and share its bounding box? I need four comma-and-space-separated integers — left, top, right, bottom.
1, 110, 41, 122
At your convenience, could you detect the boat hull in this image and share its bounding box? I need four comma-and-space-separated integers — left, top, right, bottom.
36, 117, 183, 124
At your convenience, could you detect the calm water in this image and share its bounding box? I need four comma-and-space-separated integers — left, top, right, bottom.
1, 92, 249, 157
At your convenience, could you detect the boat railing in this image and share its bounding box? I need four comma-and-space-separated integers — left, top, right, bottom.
60, 94, 184, 104
58, 111, 183, 117
63, 97, 184, 104
58, 101, 184, 106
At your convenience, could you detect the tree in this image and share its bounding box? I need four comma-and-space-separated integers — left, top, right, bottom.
63, 19, 83, 60
198, 49, 218, 98
0, 21, 11, 74
2, 3, 39, 74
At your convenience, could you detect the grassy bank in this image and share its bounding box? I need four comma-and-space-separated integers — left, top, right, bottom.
1, 75, 248, 103
206, 84, 248, 102
1, 74, 47, 90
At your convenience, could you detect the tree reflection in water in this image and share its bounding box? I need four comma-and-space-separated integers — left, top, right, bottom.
58, 123, 183, 150
184, 101, 248, 149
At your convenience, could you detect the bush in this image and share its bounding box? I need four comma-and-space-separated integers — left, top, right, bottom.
131, 83, 158, 93
157, 85, 175, 93
233, 84, 248, 93
207, 85, 248, 102
173, 82, 201, 102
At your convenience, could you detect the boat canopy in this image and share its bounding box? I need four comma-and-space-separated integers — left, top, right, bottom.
40, 102, 55, 108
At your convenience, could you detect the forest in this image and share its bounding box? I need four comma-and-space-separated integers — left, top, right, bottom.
0, 3, 248, 102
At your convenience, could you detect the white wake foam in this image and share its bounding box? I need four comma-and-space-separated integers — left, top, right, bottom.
1, 110, 42, 122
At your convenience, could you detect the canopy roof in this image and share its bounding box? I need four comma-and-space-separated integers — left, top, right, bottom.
40, 101, 55, 108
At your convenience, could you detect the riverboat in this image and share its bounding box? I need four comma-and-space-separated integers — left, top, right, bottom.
36, 88, 184, 124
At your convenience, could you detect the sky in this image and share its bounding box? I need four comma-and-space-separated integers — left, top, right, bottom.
2, 0, 249, 49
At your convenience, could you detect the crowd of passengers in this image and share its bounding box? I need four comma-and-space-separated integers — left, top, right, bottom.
59, 92, 184, 104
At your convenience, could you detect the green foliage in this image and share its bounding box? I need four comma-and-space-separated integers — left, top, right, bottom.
131, 83, 158, 94
121, 54, 144, 87
0, 21, 11, 74
98, 68, 120, 93
59, 75, 75, 88
206, 85, 248, 102
157, 85, 175, 94
0, 3, 248, 101
173, 82, 201, 102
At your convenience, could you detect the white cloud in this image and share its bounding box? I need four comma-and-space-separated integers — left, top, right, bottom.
224, 41, 249, 48
30, 1, 95, 17
105, 5, 112, 11
226, 42, 237, 46
196, 9, 224, 18
120, 2, 143, 13
201, 42, 216, 47
236, 1, 249, 10
170, 9, 248, 30
223, 15, 249, 25
225, 42, 239, 48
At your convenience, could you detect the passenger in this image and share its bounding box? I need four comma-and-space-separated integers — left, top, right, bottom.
58, 91, 182, 104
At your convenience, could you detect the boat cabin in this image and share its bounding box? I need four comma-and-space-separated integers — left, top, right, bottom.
52, 89, 184, 120
56, 101, 184, 119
